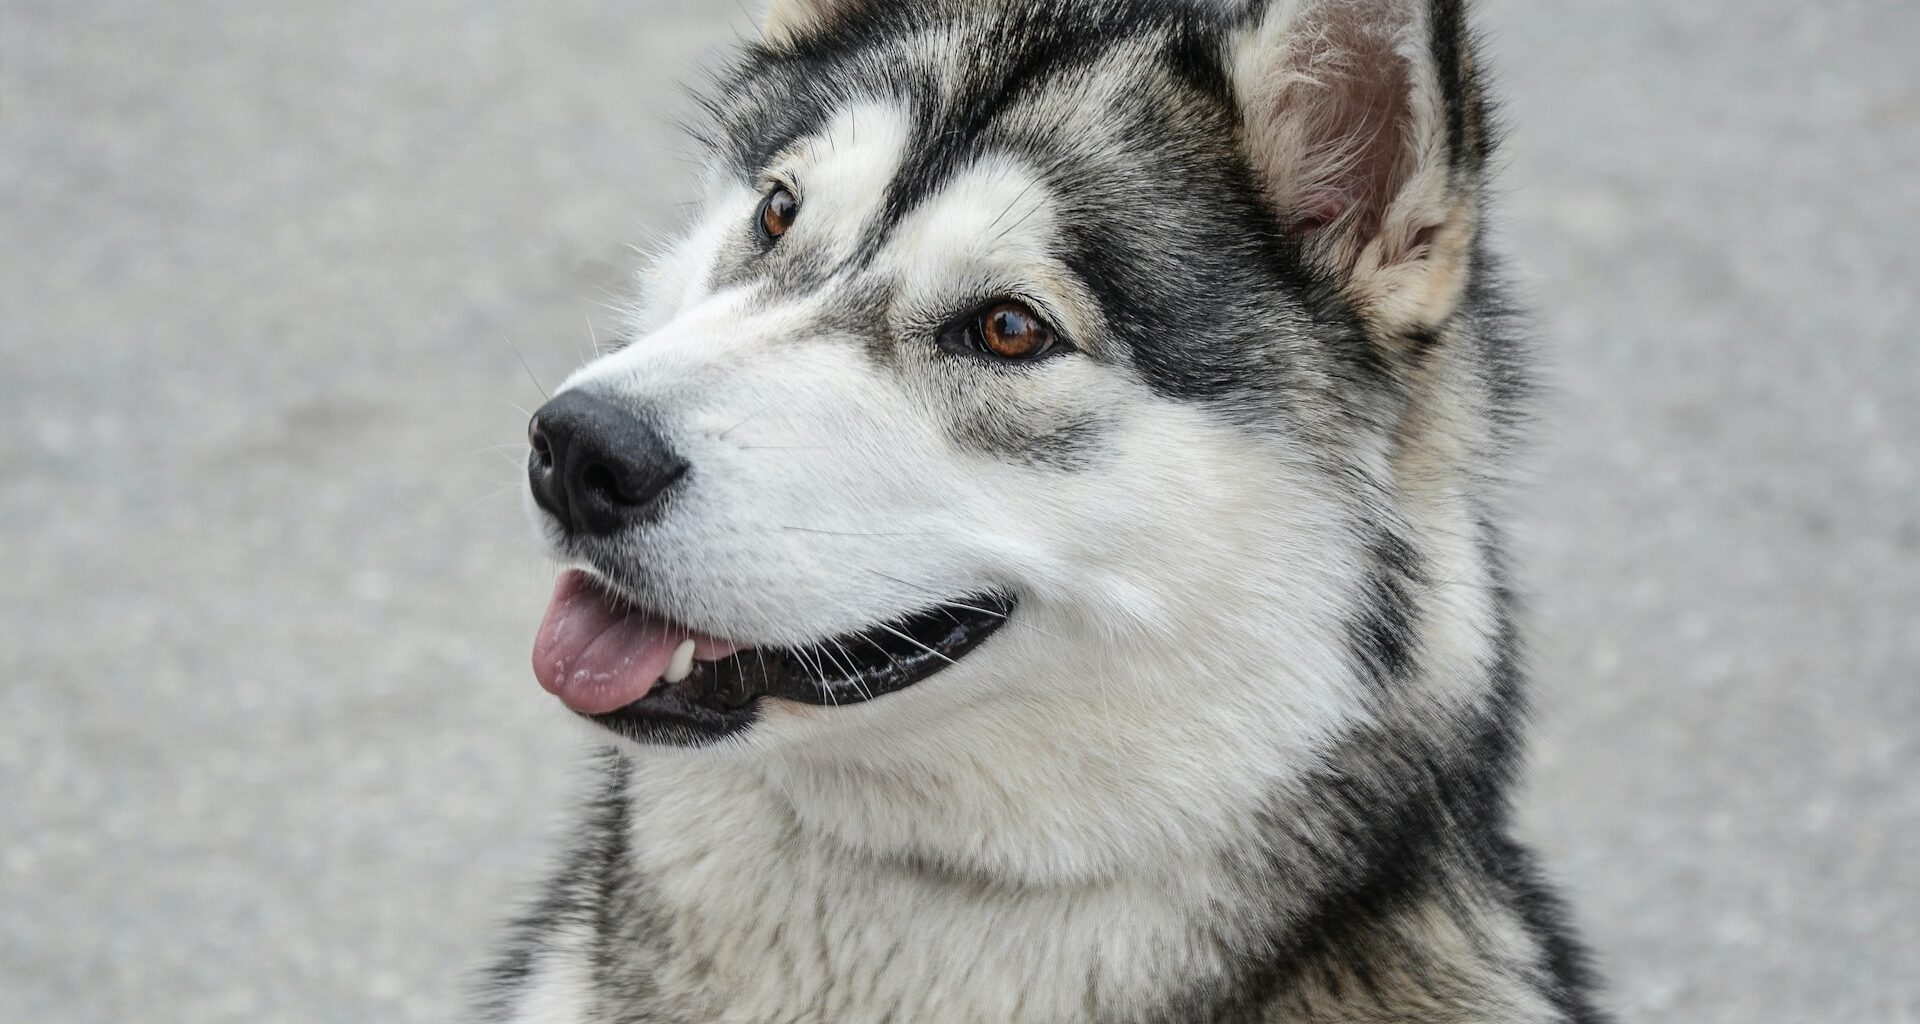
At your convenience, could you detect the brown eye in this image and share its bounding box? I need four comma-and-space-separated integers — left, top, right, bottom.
975, 302, 1055, 360
759, 186, 798, 241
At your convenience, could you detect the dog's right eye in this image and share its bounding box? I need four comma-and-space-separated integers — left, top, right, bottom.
759, 186, 799, 243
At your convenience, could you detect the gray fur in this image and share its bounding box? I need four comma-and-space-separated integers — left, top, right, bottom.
483, 1, 1608, 1021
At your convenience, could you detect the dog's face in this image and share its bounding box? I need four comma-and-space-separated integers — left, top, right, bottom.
523, 0, 1484, 881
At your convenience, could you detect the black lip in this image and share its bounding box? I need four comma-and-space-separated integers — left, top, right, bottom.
587, 591, 1016, 747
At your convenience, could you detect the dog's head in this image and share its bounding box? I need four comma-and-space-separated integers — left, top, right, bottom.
523, 0, 1496, 881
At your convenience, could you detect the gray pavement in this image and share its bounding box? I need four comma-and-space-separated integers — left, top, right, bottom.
2, 1, 1915, 1021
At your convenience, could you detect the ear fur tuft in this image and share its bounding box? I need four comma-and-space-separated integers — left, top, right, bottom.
763, 0, 865, 46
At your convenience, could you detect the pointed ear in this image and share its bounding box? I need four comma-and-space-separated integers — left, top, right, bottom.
1229, 0, 1491, 337
763, 0, 867, 46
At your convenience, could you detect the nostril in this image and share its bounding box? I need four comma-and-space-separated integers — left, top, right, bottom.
580, 461, 622, 504
528, 422, 553, 466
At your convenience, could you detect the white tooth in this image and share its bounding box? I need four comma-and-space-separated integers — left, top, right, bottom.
663, 638, 696, 684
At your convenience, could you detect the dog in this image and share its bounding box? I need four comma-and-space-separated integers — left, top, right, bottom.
480, 0, 1607, 1020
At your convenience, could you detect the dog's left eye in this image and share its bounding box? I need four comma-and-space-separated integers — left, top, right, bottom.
962, 302, 1057, 361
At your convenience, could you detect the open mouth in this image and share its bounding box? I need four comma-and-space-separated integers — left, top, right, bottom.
531, 569, 1014, 745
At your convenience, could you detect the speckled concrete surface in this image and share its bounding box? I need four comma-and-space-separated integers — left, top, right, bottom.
2, 2, 1915, 1021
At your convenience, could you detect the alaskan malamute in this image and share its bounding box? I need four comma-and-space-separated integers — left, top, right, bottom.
483, 0, 1607, 1020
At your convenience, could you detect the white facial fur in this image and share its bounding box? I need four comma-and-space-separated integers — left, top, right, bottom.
534, 97, 1389, 889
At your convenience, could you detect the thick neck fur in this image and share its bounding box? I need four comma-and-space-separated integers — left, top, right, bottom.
570, 754, 1559, 1024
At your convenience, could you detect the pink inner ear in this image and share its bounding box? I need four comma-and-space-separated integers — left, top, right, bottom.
1253, 2, 1417, 255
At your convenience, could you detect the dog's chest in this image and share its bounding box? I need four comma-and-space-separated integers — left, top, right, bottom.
577, 762, 1226, 1024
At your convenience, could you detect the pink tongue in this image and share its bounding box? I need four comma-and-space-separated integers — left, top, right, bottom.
531, 570, 740, 715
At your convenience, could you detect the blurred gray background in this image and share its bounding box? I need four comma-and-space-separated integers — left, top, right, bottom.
2, 1, 1915, 1021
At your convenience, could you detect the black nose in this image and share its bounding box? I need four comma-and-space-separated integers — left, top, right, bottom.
527, 391, 688, 536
